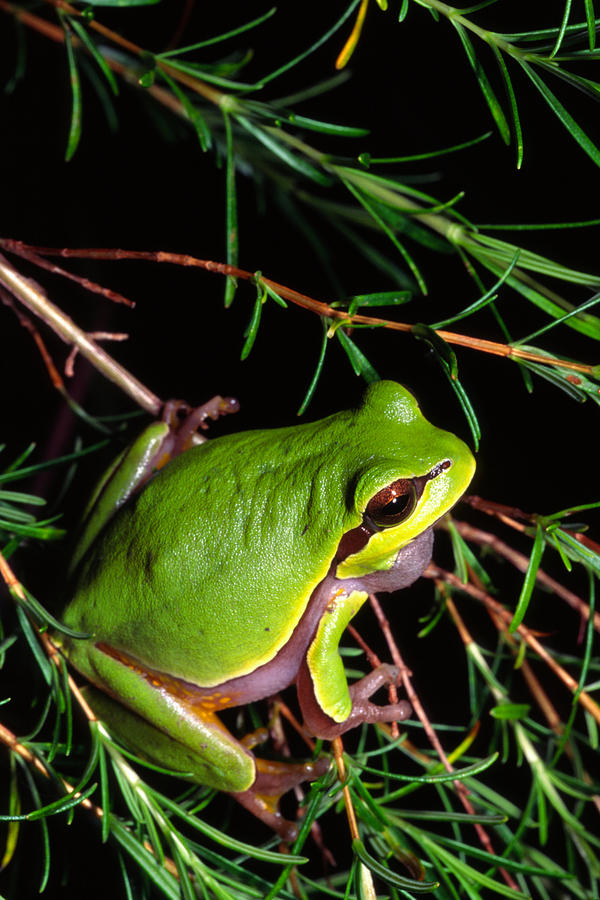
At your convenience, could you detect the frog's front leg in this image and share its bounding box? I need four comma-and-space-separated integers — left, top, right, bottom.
298, 660, 411, 740
296, 588, 412, 740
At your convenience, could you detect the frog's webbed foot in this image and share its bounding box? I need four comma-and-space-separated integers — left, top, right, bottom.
232, 756, 330, 842
298, 661, 412, 740
347, 663, 412, 728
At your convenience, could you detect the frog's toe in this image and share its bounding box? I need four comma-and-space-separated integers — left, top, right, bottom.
348, 663, 412, 725
232, 755, 330, 841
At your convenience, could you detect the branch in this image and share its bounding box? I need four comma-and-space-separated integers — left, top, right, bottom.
0, 252, 161, 414
427, 563, 600, 727
8, 241, 597, 376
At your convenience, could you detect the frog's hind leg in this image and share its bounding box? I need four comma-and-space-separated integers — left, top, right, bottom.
79, 684, 257, 792
232, 755, 330, 842
79, 682, 328, 841
77, 645, 331, 839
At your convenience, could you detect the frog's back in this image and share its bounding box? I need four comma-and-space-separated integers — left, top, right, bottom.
63, 415, 357, 686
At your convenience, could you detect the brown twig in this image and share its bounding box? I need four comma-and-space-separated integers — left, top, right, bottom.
331, 737, 360, 843
345, 621, 402, 738
0, 551, 100, 814
427, 564, 600, 726
0, 0, 224, 105
1, 286, 67, 391
0, 549, 187, 879
64, 333, 128, 378
5, 241, 135, 307
452, 518, 600, 633
466, 496, 600, 557
0, 252, 162, 414
347, 604, 519, 891
6, 241, 597, 376
367, 593, 519, 891
3, 1, 600, 375
444, 590, 600, 812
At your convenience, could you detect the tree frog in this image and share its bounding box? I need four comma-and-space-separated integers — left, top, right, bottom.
58, 381, 475, 838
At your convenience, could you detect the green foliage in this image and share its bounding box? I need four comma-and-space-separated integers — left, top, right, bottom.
408, 0, 600, 169
1, 2, 600, 898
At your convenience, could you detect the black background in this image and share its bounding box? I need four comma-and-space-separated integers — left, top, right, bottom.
1, 1, 599, 896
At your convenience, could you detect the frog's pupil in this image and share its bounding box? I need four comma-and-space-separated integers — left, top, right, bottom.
365, 479, 416, 527
384, 494, 411, 516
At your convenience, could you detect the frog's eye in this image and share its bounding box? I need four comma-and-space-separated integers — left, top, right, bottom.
365, 478, 418, 528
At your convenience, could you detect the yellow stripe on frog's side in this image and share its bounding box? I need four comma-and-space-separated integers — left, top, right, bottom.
306, 589, 369, 723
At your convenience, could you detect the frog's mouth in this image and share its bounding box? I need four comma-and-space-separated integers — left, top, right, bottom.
335, 527, 434, 595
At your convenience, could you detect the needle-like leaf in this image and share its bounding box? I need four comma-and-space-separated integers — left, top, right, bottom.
451, 21, 511, 144
518, 60, 600, 168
